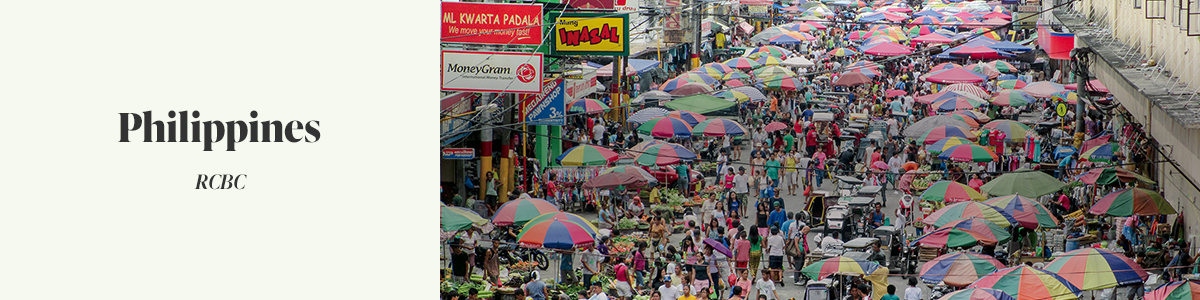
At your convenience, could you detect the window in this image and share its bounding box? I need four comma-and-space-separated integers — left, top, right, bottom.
1171, 0, 1180, 25
1183, 0, 1192, 31
1148, 0, 1167, 18
1188, 0, 1200, 35
1136, 0, 1143, 9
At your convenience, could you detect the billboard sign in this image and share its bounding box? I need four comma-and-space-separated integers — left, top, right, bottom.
564, 70, 598, 102
551, 13, 630, 56
441, 51, 543, 93
520, 79, 567, 126
615, 0, 640, 13
564, 0, 615, 9
441, 2, 543, 45
442, 148, 476, 160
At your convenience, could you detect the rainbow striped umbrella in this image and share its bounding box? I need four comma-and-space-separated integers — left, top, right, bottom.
680, 72, 718, 85
932, 97, 987, 111
1051, 91, 1079, 104
924, 200, 1016, 228
920, 252, 1007, 286
800, 257, 890, 300
556, 145, 619, 166
906, 24, 938, 36
938, 144, 998, 162
761, 76, 805, 91
692, 118, 748, 136
701, 62, 736, 74
1044, 248, 1148, 290
911, 225, 1000, 248
970, 28, 1003, 40
659, 77, 696, 92
723, 57, 763, 69
524, 212, 600, 238
724, 79, 750, 87
692, 66, 727, 78
492, 197, 560, 226
940, 218, 1012, 243
911, 16, 942, 26
804, 20, 828, 29
720, 70, 753, 81
665, 110, 707, 126
629, 140, 667, 153
441, 203, 489, 231
940, 288, 1018, 300
637, 116, 694, 138
746, 45, 793, 58
919, 180, 987, 203
996, 79, 1027, 89
830, 47, 859, 56
517, 216, 595, 249
990, 89, 1034, 107
982, 120, 1031, 142
755, 55, 787, 66
1075, 167, 1156, 186
969, 266, 1083, 300
990, 60, 1019, 73
567, 98, 610, 114
967, 63, 1001, 78
753, 65, 798, 78
986, 195, 1060, 228
847, 30, 872, 40
947, 113, 980, 127
714, 86, 767, 102
1090, 188, 1177, 216
635, 143, 698, 166
789, 22, 822, 32
1147, 281, 1200, 300
917, 125, 978, 144
926, 137, 977, 153
1022, 81, 1067, 97
767, 33, 810, 45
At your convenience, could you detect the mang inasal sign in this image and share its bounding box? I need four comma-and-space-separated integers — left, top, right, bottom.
441, 2, 543, 45
551, 13, 629, 56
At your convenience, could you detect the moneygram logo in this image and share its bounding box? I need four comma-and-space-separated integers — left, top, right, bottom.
516, 63, 537, 83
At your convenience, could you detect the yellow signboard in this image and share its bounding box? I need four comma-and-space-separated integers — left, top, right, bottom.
552, 13, 630, 56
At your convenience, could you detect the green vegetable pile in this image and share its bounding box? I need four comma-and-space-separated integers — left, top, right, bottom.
617, 218, 639, 229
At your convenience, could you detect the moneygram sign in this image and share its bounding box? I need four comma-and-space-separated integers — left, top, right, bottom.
441, 2, 543, 45
520, 79, 566, 126
441, 51, 543, 93
552, 13, 630, 56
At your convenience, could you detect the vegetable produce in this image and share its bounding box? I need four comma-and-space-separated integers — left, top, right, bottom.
617, 218, 639, 229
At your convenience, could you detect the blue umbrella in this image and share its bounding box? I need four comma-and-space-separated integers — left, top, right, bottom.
988, 41, 1033, 52
998, 74, 1017, 80
1054, 146, 1078, 160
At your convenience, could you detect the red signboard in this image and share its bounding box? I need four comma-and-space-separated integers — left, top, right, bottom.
441, 2, 543, 45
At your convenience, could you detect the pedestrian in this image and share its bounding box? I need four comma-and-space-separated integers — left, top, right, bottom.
765, 227, 785, 285
582, 243, 601, 285
753, 269, 779, 300
904, 278, 923, 300
484, 171, 501, 215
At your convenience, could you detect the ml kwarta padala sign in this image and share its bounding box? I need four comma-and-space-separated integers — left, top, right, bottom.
551, 13, 629, 56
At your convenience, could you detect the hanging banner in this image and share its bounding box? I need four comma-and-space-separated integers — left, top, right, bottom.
552, 13, 630, 56
441, 50, 543, 93
615, 0, 640, 13
564, 69, 599, 102
441, 2, 544, 45
665, 0, 684, 30
520, 79, 567, 126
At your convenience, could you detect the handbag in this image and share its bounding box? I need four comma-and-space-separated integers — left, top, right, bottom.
785, 239, 802, 257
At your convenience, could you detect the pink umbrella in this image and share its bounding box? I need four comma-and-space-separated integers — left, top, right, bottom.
1063, 79, 1109, 93
945, 83, 991, 98
983, 18, 1009, 26
913, 33, 954, 44
982, 12, 1012, 20
947, 46, 1008, 59
668, 82, 714, 96
872, 161, 890, 170
886, 89, 908, 97
833, 72, 873, 86
1022, 81, 1067, 98
764, 121, 790, 132
925, 68, 987, 84
863, 42, 914, 56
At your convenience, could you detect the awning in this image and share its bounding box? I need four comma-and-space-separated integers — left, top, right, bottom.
596, 59, 662, 77
1037, 20, 1074, 60
739, 22, 754, 34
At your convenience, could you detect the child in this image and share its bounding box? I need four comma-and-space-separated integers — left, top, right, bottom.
882, 285, 900, 300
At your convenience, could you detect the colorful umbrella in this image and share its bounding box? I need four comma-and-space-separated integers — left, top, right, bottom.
762, 76, 805, 91
981, 120, 1030, 142
721, 70, 753, 81
847, 30, 872, 40
919, 180, 987, 203
629, 140, 666, 153
680, 71, 718, 86
985, 194, 1060, 228
782, 56, 816, 67
517, 217, 595, 249
567, 98, 610, 114
764, 121, 791, 132
599, 165, 659, 185
939, 288, 1018, 300
1075, 167, 1156, 186
969, 266, 1083, 300
990, 89, 1035, 106
635, 143, 698, 166
1043, 248, 1148, 290
753, 65, 798, 78
979, 169, 1067, 198
493, 197, 560, 226
724, 57, 763, 69
925, 67, 988, 83
659, 77, 699, 92
583, 171, 652, 189
692, 118, 748, 137
996, 79, 1027, 89
943, 83, 991, 98
903, 115, 972, 138
990, 60, 1019, 73
947, 113, 981, 127
804, 21, 829, 29
937, 144, 998, 162
911, 16, 942, 26
917, 125, 978, 144
668, 82, 715, 96
1051, 91, 1079, 104
844, 67, 880, 78
715, 86, 767, 102
967, 63, 1000, 78
442, 203, 489, 231
1022, 81, 1067, 98
926, 137, 977, 153
932, 97, 987, 111
886, 89, 908, 98
921, 252, 1007, 286
637, 116, 694, 138
953, 110, 992, 123
692, 66, 727, 78
863, 42, 914, 55
832, 72, 872, 86
1147, 281, 1200, 300
755, 55, 788, 66
924, 200, 1016, 227
830, 47, 859, 56
701, 62, 736, 74
702, 238, 735, 257
767, 33, 810, 45
971, 28, 1003, 40
910, 225, 1000, 248
932, 62, 963, 71
800, 257, 890, 299
666, 110, 707, 126
524, 212, 600, 238
746, 45, 793, 58
913, 32, 955, 43
1079, 142, 1118, 162
940, 218, 1012, 243
556, 145, 620, 166
628, 107, 670, 124
1090, 188, 1177, 216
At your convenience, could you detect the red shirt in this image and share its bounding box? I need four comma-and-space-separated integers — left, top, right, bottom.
614, 264, 629, 282
806, 131, 818, 146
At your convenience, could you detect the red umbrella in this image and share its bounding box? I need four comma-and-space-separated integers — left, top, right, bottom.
863, 42, 914, 56
925, 68, 987, 84
764, 121, 790, 132
582, 171, 651, 189
912, 33, 954, 44
668, 82, 714, 96
886, 89, 907, 97
833, 72, 873, 86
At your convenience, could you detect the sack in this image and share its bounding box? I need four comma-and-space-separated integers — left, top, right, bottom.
785, 239, 802, 257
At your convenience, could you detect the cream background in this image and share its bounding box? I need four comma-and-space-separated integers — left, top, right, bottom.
0, 1, 437, 299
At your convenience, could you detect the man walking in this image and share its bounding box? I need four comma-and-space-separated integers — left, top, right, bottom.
733, 167, 750, 218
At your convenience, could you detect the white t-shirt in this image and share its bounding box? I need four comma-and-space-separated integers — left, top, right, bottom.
905, 286, 923, 300
756, 278, 778, 300
766, 235, 785, 256
733, 174, 750, 193
593, 124, 606, 141
582, 249, 601, 274
658, 284, 682, 300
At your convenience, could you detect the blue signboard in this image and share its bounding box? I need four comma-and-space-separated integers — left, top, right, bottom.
442, 148, 476, 160
520, 78, 566, 126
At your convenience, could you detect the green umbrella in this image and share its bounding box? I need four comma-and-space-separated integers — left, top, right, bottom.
663, 94, 736, 114
1089, 188, 1176, 216
441, 203, 488, 231
979, 169, 1067, 198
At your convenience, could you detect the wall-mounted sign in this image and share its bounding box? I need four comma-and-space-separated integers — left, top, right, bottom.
565, 0, 615, 9
442, 148, 476, 160
441, 50, 543, 93
564, 70, 599, 102
552, 13, 630, 56
520, 79, 567, 126
441, 2, 543, 45
665, 0, 685, 30
615, 0, 640, 13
